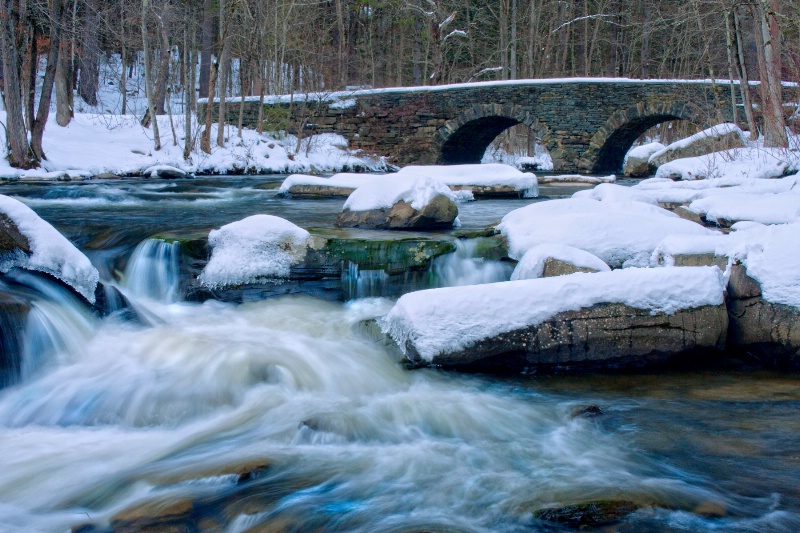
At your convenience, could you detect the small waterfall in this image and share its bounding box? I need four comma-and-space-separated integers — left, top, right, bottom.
342, 262, 389, 300
2, 270, 98, 380
430, 239, 512, 287
123, 239, 181, 303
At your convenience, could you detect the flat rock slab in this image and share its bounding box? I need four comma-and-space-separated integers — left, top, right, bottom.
403, 302, 728, 372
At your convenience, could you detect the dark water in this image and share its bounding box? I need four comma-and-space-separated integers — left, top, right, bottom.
0, 176, 798, 532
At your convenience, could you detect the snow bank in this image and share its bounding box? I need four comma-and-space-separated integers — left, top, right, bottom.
381, 266, 726, 361
0, 195, 99, 302
497, 198, 716, 267
395, 164, 538, 196
343, 175, 471, 212
511, 244, 610, 280
278, 173, 380, 193
0, 112, 388, 180
199, 215, 311, 288
573, 183, 659, 205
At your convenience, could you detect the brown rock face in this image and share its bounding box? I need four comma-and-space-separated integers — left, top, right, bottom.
404, 302, 728, 372
650, 128, 745, 169
624, 153, 655, 177
0, 213, 30, 254
336, 194, 458, 230
540, 257, 603, 278
284, 184, 356, 198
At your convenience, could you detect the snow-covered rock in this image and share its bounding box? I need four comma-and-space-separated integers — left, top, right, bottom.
336, 176, 466, 230
654, 148, 794, 181
380, 266, 728, 370
511, 244, 610, 280
687, 190, 800, 226
624, 142, 664, 177
0, 195, 99, 303
648, 124, 746, 170
536, 174, 616, 185
199, 215, 311, 288
497, 197, 716, 268
143, 165, 188, 179
394, 164, 538, 198
278, 173, 380, 198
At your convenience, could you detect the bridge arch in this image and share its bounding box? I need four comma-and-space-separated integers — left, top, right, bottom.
587, 100, 702, 173
435, 105, 550, 165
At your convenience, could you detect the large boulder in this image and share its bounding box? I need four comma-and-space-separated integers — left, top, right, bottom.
336, 194, 458, 230
381, 267, 728, 372
0, 195, 99, 303
649, 124, 746, 169
336, 175, 462, 230
726, 264, 800, 367
624, 142, 665, 177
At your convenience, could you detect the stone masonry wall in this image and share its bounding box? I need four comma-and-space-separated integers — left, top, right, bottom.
198, 81, 799, 172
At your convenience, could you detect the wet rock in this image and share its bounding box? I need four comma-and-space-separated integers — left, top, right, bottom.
534, 500, 642, 528
336, 195, 458, 230
93, 172, 122, 180
570, 404, 603, 418
448, 184, 530, 198
0, 291, 30, 387
405, 303, 728, 372
693, 500, 727, 518
649, 125, 746, 169
0, 213, 31, 255
110, 497, 195, 532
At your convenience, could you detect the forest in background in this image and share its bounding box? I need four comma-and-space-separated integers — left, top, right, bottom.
0, 0, 798, 168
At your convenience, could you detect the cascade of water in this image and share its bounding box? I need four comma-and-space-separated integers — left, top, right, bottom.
123, 239, 181, 303
2, 270, 98, 380
430, 239, 512, 287
342, 262, 389, 300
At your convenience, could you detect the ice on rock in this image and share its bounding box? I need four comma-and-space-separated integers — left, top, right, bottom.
199, 215, 311, 288
0, 195, 99, 302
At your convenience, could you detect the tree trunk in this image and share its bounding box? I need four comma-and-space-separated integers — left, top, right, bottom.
641, 1, 651, 78
55, 36, 73, 125
757, 0, 788, 147
200, 60, 217, 154
78, 0, 99, 106
510, 0, 517, 78
30, 0, 63, 161
141, 0, 161, 150
198, 0, 212, 98
216, 1, 233, 148
733, 7, 758, 137
154, 11, 170, 115
0, 0, 34, 168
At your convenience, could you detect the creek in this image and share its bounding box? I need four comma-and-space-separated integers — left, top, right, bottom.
0, 176, 798, 532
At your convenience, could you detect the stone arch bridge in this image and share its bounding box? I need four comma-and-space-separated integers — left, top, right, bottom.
201, 79, 798, 173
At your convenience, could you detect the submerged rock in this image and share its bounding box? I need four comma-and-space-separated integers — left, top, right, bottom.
336, 194, 458, 230
534, 500, 643, 528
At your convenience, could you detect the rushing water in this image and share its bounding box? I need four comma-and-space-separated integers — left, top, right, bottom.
0, 176, 798, 532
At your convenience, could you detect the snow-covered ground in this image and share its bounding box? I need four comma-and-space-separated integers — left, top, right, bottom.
0, 111, 389, 180
343, 175, 472, 212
